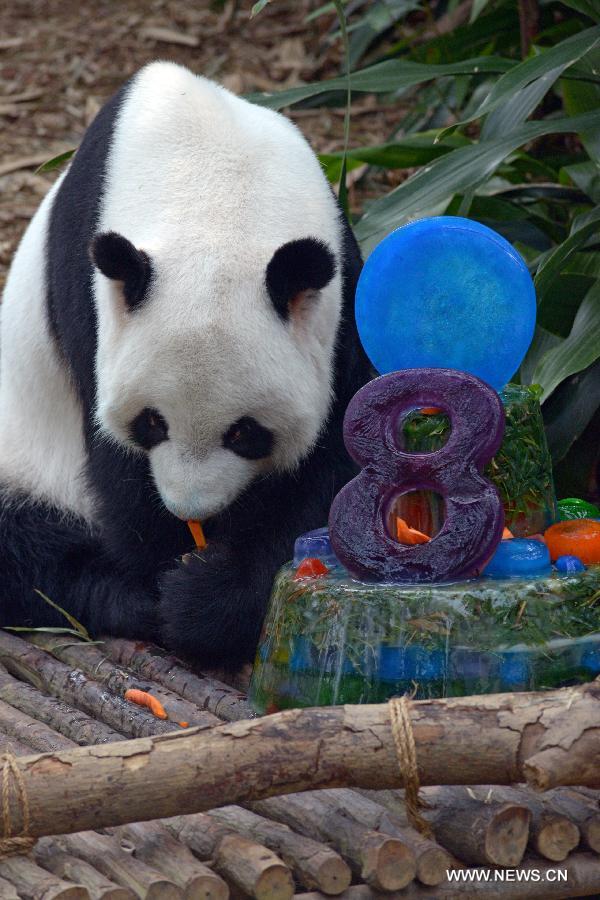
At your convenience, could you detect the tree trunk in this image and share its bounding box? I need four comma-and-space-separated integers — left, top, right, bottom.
0, 634, 174, 739
54, 833, 181, 900
307, 789, 454, 886
26, 635, 220, 729
478, 786, 580, 861
0, 697, 76, 754
251, 794, 417, 892
0, 856, 89, 900
33, 841, 134, 900
0, 664, 123, 746
165, 814, 293, 900
104, 639, 254, 722
5, 683, 600, 839
207, 806, 351, 895
518, 0, 539, 57
113, 821, 229, 900
293, 851, 600, 898
413, 787, 531, 867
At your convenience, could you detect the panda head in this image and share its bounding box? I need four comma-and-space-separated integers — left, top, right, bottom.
90, 228, 341, 521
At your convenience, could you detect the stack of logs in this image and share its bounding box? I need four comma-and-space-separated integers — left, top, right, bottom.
0, 629, 598, 899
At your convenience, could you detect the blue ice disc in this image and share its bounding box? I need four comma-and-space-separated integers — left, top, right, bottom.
355, 216, 537, 391
484, 538, 551, 579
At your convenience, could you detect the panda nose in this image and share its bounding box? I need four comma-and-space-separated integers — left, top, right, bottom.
222, 416, 274, 460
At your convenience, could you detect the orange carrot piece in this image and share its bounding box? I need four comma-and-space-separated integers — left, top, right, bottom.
420, 407, 442, 415
178, 721, 189, 728
502, 527, 514, 540
396, 517, 431, 545
124, 688, 168, 720
187, 519, 207, 549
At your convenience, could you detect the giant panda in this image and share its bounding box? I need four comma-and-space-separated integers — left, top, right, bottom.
0, 62, 372, 668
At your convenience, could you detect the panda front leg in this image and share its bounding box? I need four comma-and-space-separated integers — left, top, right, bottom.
158, 541, 272, 671
0, 493, 159, 639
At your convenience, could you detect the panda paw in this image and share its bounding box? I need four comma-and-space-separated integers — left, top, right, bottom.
158, 543, 256, 670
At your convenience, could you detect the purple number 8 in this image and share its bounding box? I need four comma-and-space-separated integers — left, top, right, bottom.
328, 368, 505, 583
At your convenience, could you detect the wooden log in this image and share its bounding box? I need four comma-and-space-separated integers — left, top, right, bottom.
0, 856, 89, 900
366, 784, 580, 863
104, 639, 254, 722
0, 875, 20, 900
0, 697, 76, 753
165, 814, 294, 900
26, 635, 219, 729
418, 786, 531, 867
251, 794, 416, 891
480, 786, 580, 861
55, 832, 182, 900
0, 732, 32, 757
292, 852, 600, 897
34, 839, 135, 900
0, 631, 175, 738
5, 683, 600, 839
306, 789, 453, 885
0, 664, 124, 746
207, 806, 351, 895
114, 821, 229, 900
542, 788, 600, 854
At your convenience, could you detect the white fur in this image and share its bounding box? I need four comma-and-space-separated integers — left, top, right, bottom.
0, 62, 343, 524
94, 62, 343, 520
0, 175, 95, 519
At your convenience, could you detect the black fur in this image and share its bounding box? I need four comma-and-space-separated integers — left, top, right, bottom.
222, 417, 274, 461
266, 238, 336, 321
0, 74, 372, 670
91, 232, 153, 310
131, 408, 169, 451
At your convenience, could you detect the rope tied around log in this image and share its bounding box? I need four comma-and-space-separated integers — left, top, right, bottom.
0, 751, 35, 857
388, 696, 432, 837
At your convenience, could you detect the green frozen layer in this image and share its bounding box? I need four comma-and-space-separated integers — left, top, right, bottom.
250, 564, 600, 712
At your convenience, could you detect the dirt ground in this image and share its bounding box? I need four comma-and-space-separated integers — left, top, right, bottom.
0, 0, 399, 293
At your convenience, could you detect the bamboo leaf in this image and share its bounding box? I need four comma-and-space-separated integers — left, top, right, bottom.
33, 589, 92, 641
34, 148, 76, 174
532, 279, 600, 400
535, 206, 600, 303
481, 63, 568, 139
437, 25, 600, 139
4, 626, 97, 639
469, 0, 493, 24
559, 0, 600, 22
245, 56, 513, 109
543, 357, 600, 462
354, 110, 600, 248
251, 0, 272, 17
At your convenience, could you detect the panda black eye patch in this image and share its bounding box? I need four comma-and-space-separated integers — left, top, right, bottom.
222, 417, 274, 460
130, 408, 169, 450
266, 237, 336, 321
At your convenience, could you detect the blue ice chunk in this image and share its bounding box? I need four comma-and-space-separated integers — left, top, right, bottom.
355, 216, 536, 391
484, 538, 551, 579
555, 555, 586, 574
293, 527, 339, 567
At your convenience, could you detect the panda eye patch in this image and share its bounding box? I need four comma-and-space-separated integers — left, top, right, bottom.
222, 417, 274, 461
130, 407, 169, 450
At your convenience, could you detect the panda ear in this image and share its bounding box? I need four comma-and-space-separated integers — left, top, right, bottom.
90, 231, 153, 310
266, 238, 336, 322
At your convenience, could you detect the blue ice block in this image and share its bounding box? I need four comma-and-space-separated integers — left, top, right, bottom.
355, 217, 536, 391
293, 527, 339, 567
556, 555, 586, 574
484, 538, 552, 579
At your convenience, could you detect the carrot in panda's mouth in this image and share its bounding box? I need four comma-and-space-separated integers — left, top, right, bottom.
187, 519, 207, 549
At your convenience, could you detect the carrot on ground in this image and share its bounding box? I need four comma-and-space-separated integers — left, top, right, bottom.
124, 688, 168, 720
